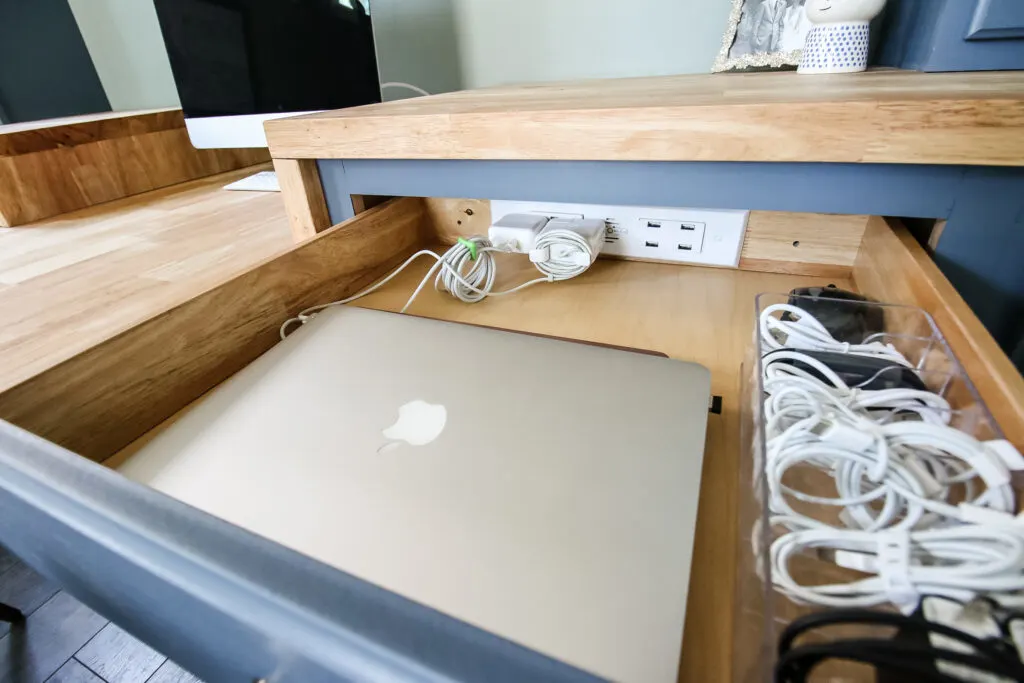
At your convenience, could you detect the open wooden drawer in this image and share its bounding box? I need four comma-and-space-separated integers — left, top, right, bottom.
0, 198, 1020, 683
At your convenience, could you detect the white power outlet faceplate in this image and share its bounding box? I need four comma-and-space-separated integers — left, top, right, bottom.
490, 200, 749, 267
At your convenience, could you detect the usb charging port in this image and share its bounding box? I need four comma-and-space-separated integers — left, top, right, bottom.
645, 241, 659, 248
646, 221, 662, 228
681, 224, 696, 231
677, 244, 693, 251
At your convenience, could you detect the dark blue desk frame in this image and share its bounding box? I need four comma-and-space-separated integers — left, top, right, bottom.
319, 159, 1024, 354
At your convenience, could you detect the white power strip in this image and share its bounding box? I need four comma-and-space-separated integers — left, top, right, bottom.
491, 200, 749, 267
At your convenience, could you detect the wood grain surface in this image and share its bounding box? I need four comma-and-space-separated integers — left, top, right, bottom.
0, 563, 59, 638
265, 70, 1024, 165
0, 198, 426, 461
76, 624, 165, 683
739, 211, 869, 276
0, 165, 292, 394
0, 109, 180, 154
147, 661, 203, 683
0, 553, 204, 683
48, 660, 106, 683
853, 217, 1024, 451
0, 592, 108, 683
0, 109, 268, 226
422, 197, 868, 276
273, 158, 332, 241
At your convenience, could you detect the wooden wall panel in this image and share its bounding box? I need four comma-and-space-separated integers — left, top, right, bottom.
0, 198, 428, 461
0, 109, 268, 226
422, 198, 868, 276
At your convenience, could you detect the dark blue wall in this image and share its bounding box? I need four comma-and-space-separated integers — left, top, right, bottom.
878, 0, 1024, 71
0, 0, 110, 123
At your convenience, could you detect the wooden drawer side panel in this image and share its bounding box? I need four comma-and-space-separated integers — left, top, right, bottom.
0, 198, 429, 461
853, 217, 1024, 450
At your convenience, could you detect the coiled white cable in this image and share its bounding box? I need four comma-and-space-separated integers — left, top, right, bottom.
756, 305, 1024, 610
530, 227, 594, 281
762, 350, 952, 431
380, 82, 431, 97
760, 303, 912, 366
770, 519, 1024, 608
767, 435, 933, 532
280, 232, 596, 339
764, 380, 1015, 531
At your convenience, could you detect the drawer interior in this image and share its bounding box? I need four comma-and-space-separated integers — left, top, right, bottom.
0, 196, 1019, 683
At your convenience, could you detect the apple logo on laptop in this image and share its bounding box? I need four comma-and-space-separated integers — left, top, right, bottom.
380, 400, 447, 452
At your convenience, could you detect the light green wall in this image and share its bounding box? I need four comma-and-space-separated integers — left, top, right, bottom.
67, 0, 734, 110
68, 0, 180, 110
371, 0, 464, 99
451, 0, 734, 89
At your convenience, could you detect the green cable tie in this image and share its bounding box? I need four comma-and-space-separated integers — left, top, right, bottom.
457, 237, 478, 260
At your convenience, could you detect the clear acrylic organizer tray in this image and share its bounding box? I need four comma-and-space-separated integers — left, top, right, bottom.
733, 292, 1009, 683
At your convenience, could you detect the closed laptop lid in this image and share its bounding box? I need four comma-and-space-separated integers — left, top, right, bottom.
120, 306, 712, 683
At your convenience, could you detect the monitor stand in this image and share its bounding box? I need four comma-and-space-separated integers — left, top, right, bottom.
223, 171, 280, 193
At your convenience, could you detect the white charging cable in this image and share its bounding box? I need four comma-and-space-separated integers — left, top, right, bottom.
760, 304, 912, 366
770, 518, 1024, 609
529, 227, 595, 281
756, 339, 1024, 609
763, 361, 1017, 527
280, 230, 598, 339
762, 350, 952, 430
766, 423, 1018, 532
380, 82, 431, 97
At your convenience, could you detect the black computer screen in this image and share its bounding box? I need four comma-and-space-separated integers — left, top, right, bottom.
153, 0, 381, 118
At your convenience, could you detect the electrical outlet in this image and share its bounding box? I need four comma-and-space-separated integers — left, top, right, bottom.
490, 200, 748, 267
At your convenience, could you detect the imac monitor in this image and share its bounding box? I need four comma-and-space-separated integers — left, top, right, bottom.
153, 0, 380, 149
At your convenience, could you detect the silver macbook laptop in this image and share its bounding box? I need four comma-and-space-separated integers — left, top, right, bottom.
119, 306, 711, 683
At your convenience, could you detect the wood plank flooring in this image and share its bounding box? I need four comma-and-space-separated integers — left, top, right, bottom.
0, 165, 294, 393
0, 547, 204, 683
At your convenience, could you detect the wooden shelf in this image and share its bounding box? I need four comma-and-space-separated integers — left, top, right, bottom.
0, 109, 269, 226
265, 70, 1024, 166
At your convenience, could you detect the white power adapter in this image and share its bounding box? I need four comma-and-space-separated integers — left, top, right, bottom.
528, 217, 606, 278
541, 218, 605, 266
487, 213, 549, 253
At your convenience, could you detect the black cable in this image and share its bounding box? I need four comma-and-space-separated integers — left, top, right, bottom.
777, 643, 957, 683
775, 608, 1024, 683
776, 639, 1024, 683
778, 608, 1022, 670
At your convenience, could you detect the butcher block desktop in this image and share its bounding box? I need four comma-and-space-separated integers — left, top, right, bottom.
0, 109, 268, 227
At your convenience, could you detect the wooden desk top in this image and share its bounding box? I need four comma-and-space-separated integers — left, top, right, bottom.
265, 70, 1024, 166
0, 108, 181, 156
0, 166, 292, 392
0, 109, 270, 226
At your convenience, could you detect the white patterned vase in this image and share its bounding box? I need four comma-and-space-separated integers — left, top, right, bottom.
798, 22, 870, 74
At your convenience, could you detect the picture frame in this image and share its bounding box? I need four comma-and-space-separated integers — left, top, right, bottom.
712, 0, 812, 73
